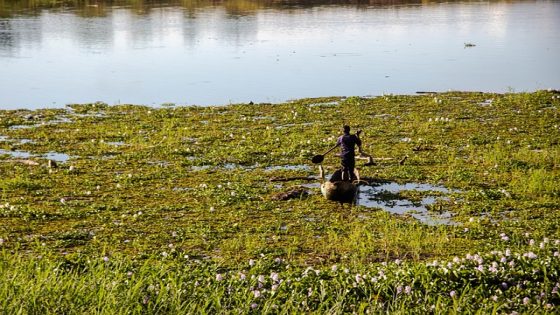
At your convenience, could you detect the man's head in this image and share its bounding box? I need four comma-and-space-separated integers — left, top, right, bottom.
343, 125, 351, 134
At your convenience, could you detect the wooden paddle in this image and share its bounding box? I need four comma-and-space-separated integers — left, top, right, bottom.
311, 145, 338, 164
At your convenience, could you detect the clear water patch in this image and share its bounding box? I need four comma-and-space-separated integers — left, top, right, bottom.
8, 116, 73, 130
302, 179, 459, 225
0, 136, 35, 145
357, 181, 458, 226
0, 149, 33, 159
43, 152, 72, 162
0, 149, 71, 162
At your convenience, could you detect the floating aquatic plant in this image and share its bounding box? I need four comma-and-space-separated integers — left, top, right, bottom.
0, 91, 559, 312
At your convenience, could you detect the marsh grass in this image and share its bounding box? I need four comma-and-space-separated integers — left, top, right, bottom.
1, 91, 559, 312
1, 239, 558, 314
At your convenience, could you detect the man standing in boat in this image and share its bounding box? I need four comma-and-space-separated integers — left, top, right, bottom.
312, 125, 374, 180
334, 125, 371, 180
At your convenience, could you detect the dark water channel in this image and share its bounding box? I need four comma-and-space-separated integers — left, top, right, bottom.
1, 0, 559, 109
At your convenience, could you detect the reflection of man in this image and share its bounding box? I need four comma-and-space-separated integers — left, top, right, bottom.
336, 125, 362, 180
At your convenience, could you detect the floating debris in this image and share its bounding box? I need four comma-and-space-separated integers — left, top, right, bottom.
271, 188, 310, 201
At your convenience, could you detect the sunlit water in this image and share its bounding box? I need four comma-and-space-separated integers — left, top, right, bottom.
1, 0, 559, 109
302, 179, 457, 225
0, 148, 71, 162
358, 182, 457, 225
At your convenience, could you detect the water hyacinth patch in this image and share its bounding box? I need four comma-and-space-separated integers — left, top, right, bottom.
1, 241, 559, 313
1, 91, 560, 313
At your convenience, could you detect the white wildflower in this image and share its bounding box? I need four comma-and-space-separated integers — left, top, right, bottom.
355, 274, 363, 284
524, 252, 537, 259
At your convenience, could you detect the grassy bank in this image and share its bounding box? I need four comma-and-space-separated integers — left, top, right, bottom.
1, 91, 559, 313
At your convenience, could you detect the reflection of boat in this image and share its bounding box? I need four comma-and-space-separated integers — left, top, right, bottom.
319, 166, 359, 205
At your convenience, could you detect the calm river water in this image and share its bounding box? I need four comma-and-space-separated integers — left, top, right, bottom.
0, 0, 559, 109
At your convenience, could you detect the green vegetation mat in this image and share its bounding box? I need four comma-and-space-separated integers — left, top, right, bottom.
1, 91, 559, 313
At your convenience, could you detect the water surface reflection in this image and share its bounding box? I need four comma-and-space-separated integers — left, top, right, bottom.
1, 0, 559, 108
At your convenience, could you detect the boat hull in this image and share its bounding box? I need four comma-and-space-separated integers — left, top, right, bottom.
320, 169, 359, 204
321, 181, 358, 204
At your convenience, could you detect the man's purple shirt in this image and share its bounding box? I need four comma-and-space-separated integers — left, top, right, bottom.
337, 133, 361, 158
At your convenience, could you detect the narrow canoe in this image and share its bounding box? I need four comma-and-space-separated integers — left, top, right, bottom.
320, 169, 359, 205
